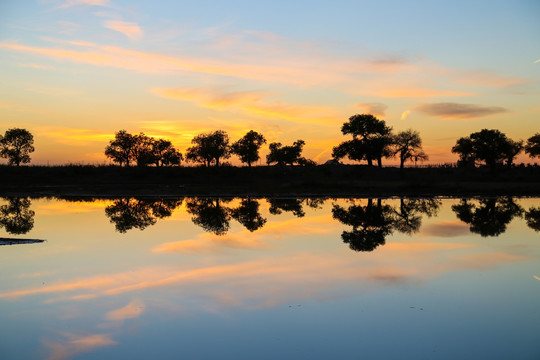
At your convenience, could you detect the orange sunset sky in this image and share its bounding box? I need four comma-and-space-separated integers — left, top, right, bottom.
0, 0, 539, 165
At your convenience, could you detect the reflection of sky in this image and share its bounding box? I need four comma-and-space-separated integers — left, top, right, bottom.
0, 198, 539, 359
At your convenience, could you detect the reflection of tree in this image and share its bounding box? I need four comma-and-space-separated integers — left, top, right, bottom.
186, 198, 231, 235
392, 198, 441, 234
105, 198, 182, 233
229, 198, 266, 232
525, 207, 540, 232
0, 197, 35, 235
332, 199, 394, 252
269, 198, 305, 217
452, 198, 523, 237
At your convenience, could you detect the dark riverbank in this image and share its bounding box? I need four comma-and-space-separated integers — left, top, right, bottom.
1, 164, 539, 197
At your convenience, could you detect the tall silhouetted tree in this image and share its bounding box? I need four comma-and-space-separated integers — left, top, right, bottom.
0, 128, 35, 166
266, 140, 308, 166
392, 129, 428, 169
332, 114, 392, 167
186, 131, 230, 167
105, 130, 138, 167
525, 133, 540, 159
0, 197, 35, 234
230, 198, 267, 231
231, 130, 266, 167
452, 197, 523, 237
332, 199, 395, 252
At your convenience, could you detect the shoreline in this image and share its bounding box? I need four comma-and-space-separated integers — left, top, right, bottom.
2, 164, 539, 198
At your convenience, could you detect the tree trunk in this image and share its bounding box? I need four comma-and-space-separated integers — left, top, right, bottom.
377, 157, 382, 168
367, 158, 373, 167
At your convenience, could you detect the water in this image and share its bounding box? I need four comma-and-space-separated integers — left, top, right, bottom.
0, 197, 539, 360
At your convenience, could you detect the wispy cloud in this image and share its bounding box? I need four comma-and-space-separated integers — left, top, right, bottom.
104, 20, 143, 41
368, 88, 473, 98
355, 102, 387, 117
400, 110, 411, 120
415, 102, 508, 119
105, 299, 144, 322
17, 63, 55, 70
151, 87, 339, 125
535, 59, 540, 64
59, 0, 110, 8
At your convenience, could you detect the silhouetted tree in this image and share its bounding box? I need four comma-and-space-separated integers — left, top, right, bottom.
152, 139, 183, 167
525, 133, 540, 159
392, 129, 428, 169
185, 198, 231, 235
392, 198, 441, 234
132, 133, 157, 167
186, 131, 230, 167
452, 197, 523, 237
230, 198, 266, 232
105, 198, 182, 233
451, 136, 475, 167
0, 128, 35, 166
268, 198, 306, 217
105, 130, 138, 167
231, 130, 266, 167
332, 114, 392, 167
452, 129, 518, 170
0, 197, 35, 234
266, 140, 308, 166
525, 207, 540, 232
332, 199, 394, 252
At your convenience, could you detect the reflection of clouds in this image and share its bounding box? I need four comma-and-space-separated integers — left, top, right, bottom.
422, 220, 470, 237
154, 215, 337, 254
384, 242, 474, 252
153, 232, 269, 253
448, 252, 526, 270
43, 333, 117, 360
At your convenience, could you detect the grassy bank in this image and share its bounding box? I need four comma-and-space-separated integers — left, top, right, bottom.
1, 164, 539, 197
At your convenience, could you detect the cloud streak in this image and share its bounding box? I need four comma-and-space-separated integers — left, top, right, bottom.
415, 102, 508, 119
151, 87, 339, 125
104, 20, 143, 41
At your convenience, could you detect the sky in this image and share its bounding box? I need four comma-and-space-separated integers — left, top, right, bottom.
0, 0, 539, 165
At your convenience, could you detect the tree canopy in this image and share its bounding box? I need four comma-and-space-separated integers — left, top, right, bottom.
391, 129, 428, 168
105, 130, 182, 167
266, 140, 308, 166
333, 114, 393, 167
231, 130, 266, 167
0, 128, 35, 166
186, 130, 230, 167
451, 129, 522, 169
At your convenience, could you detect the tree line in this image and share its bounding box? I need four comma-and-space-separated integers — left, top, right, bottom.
1, 115, 539, 167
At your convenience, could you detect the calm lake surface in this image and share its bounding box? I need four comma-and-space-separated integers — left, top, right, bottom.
1, 197, 539, 360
